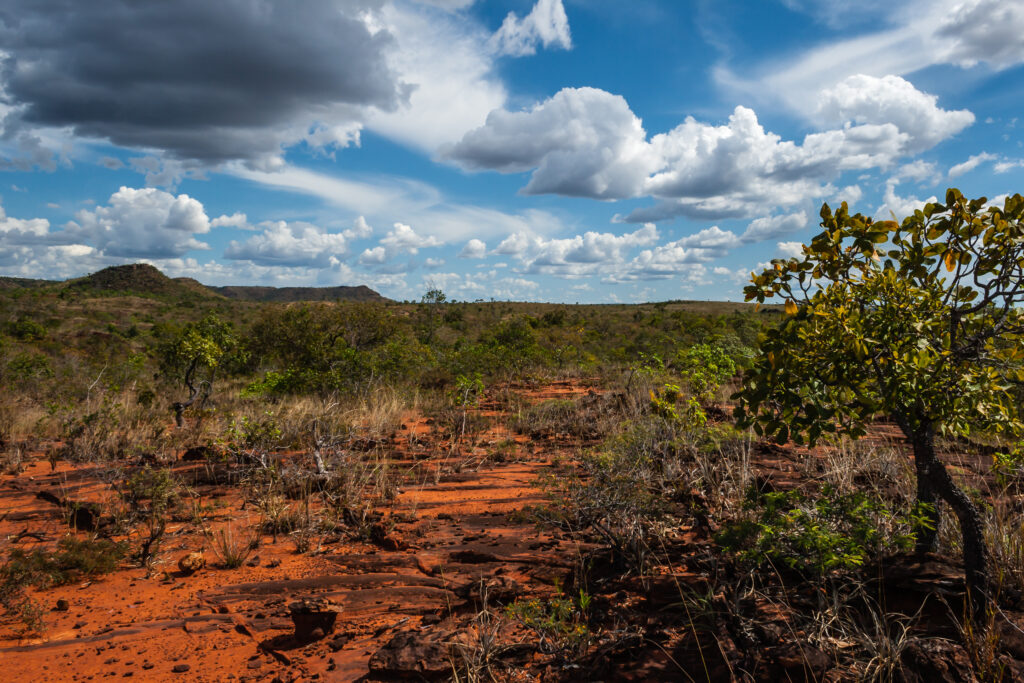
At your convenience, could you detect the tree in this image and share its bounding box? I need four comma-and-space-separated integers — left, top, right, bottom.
246, 303, 414, 396
414, 287, 448, 344
159, 315, 240, 427
735, 189, 1024, 622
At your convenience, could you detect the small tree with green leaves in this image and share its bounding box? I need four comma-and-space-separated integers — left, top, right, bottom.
736, 189, 1024, 622
410, 287, 446, 346
159, 315, 240, 427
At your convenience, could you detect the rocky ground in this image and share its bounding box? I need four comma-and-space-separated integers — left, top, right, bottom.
3, 381, 1024, 682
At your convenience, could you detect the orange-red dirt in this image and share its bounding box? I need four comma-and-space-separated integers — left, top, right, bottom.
5, 381, 1024, 682
0, 382, 597, 682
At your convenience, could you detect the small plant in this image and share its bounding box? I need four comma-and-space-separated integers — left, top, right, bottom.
510, 397, 615, 442
121, 466, 178, 566
12, 598, 47, 639
649, 383, 706, 433
450, 373, 485, 407
675, 343, 736, 407
1, 535, 127, 634
207, 524, 256, 568
223, 412, 282, 467
537, 413, 700, 573
716, 486, 917, 575
505, 586, 591, 659
991, 443, 1024, 489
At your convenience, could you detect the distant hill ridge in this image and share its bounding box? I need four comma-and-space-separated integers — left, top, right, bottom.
59, 263, 389, 302
211, 284, 385, 303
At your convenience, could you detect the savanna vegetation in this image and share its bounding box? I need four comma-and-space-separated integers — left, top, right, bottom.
1, 190, 1023, 682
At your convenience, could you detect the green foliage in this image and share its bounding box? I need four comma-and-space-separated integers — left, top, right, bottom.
224, 412, 283, 453
1, 537, 127, 595
121, 466, 178, 565
7, 352, 53, 380
5, 315, 46, 341
675, 342, 736, 405
631, 351, 665, 379
992, 442, 1024, 488
449, 373, 485, 407
716, 486, 916, 575
505, 587, 591, 657
737, 190, 1024, 446
159, 313, 241, 383
649, 383, 706, 431
247, 303, 425, 395
415, 288, 447, 343
124, 466, 178, 514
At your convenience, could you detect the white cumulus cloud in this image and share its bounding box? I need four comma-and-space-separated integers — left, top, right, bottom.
450, 82, 966, 222
380, 222, 443, 254
224, 221, 350, 267
876, 178, 938, 219
490, 0, 572, 56
69, 187, 210, 258
740, 212, 808, 243
936, 0, 1024, 69
446, 87, 655, 200
459, 238, 487, 258
816, 74, 974, 153
211, 212, 250, 229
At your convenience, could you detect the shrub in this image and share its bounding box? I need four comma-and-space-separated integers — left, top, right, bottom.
207, 525, 256, 569
1, 537, 127, 597
121, 466, 178, 566
716, 486, 917, 575
539, 416, 687, 572
505, 588, 591, 658
674, 342, 735, 406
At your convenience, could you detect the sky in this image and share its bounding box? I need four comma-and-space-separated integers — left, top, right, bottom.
0, 0, 1022, 303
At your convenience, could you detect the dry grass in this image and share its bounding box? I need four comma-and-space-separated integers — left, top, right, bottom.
206, 522, 257, 568
350, 385, 409, 441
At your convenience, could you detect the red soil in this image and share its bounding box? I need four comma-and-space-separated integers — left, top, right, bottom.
0, 382, 595, 682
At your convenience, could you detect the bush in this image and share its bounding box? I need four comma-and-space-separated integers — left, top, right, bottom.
716, 486, 917, 575
510, 397, 617, 442
538, 416, 690, 572
505, 589, 591, 658
1, 537, 126, 598
121, 466, 178, 565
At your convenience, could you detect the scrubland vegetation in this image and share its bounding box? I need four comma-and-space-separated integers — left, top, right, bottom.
2, 191, 1024, 681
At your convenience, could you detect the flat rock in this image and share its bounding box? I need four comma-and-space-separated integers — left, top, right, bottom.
368, 630, 454, 679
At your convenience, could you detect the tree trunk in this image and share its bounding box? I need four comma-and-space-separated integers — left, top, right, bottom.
911, 436, 940, 553
913, 431, 991, 624
172, 402, 186, 428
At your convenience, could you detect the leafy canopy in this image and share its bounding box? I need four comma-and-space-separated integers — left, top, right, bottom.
159, 314, 241, 383
736, 189, 1024, 445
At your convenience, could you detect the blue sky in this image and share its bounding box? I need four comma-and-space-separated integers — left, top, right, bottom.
0, 0, 1022, 302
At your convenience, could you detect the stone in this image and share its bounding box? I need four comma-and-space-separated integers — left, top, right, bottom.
181, 445, 217, 461
327, 634, 350, 652
772, 642, 831, 679
368, 631, 454, 679
898, 640, 975, 683
289, 598, 340, 642
171, 664, 190, 673
370, 522, 407, 551
55, 599, 70, 611
463, 576, 522, 605
177, 552, 206, 575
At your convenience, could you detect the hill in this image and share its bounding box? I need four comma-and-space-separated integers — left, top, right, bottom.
212, 284, 388, 303
0, 276, 52, 290
62, 263, 219, 299
53, 264, 389, 303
